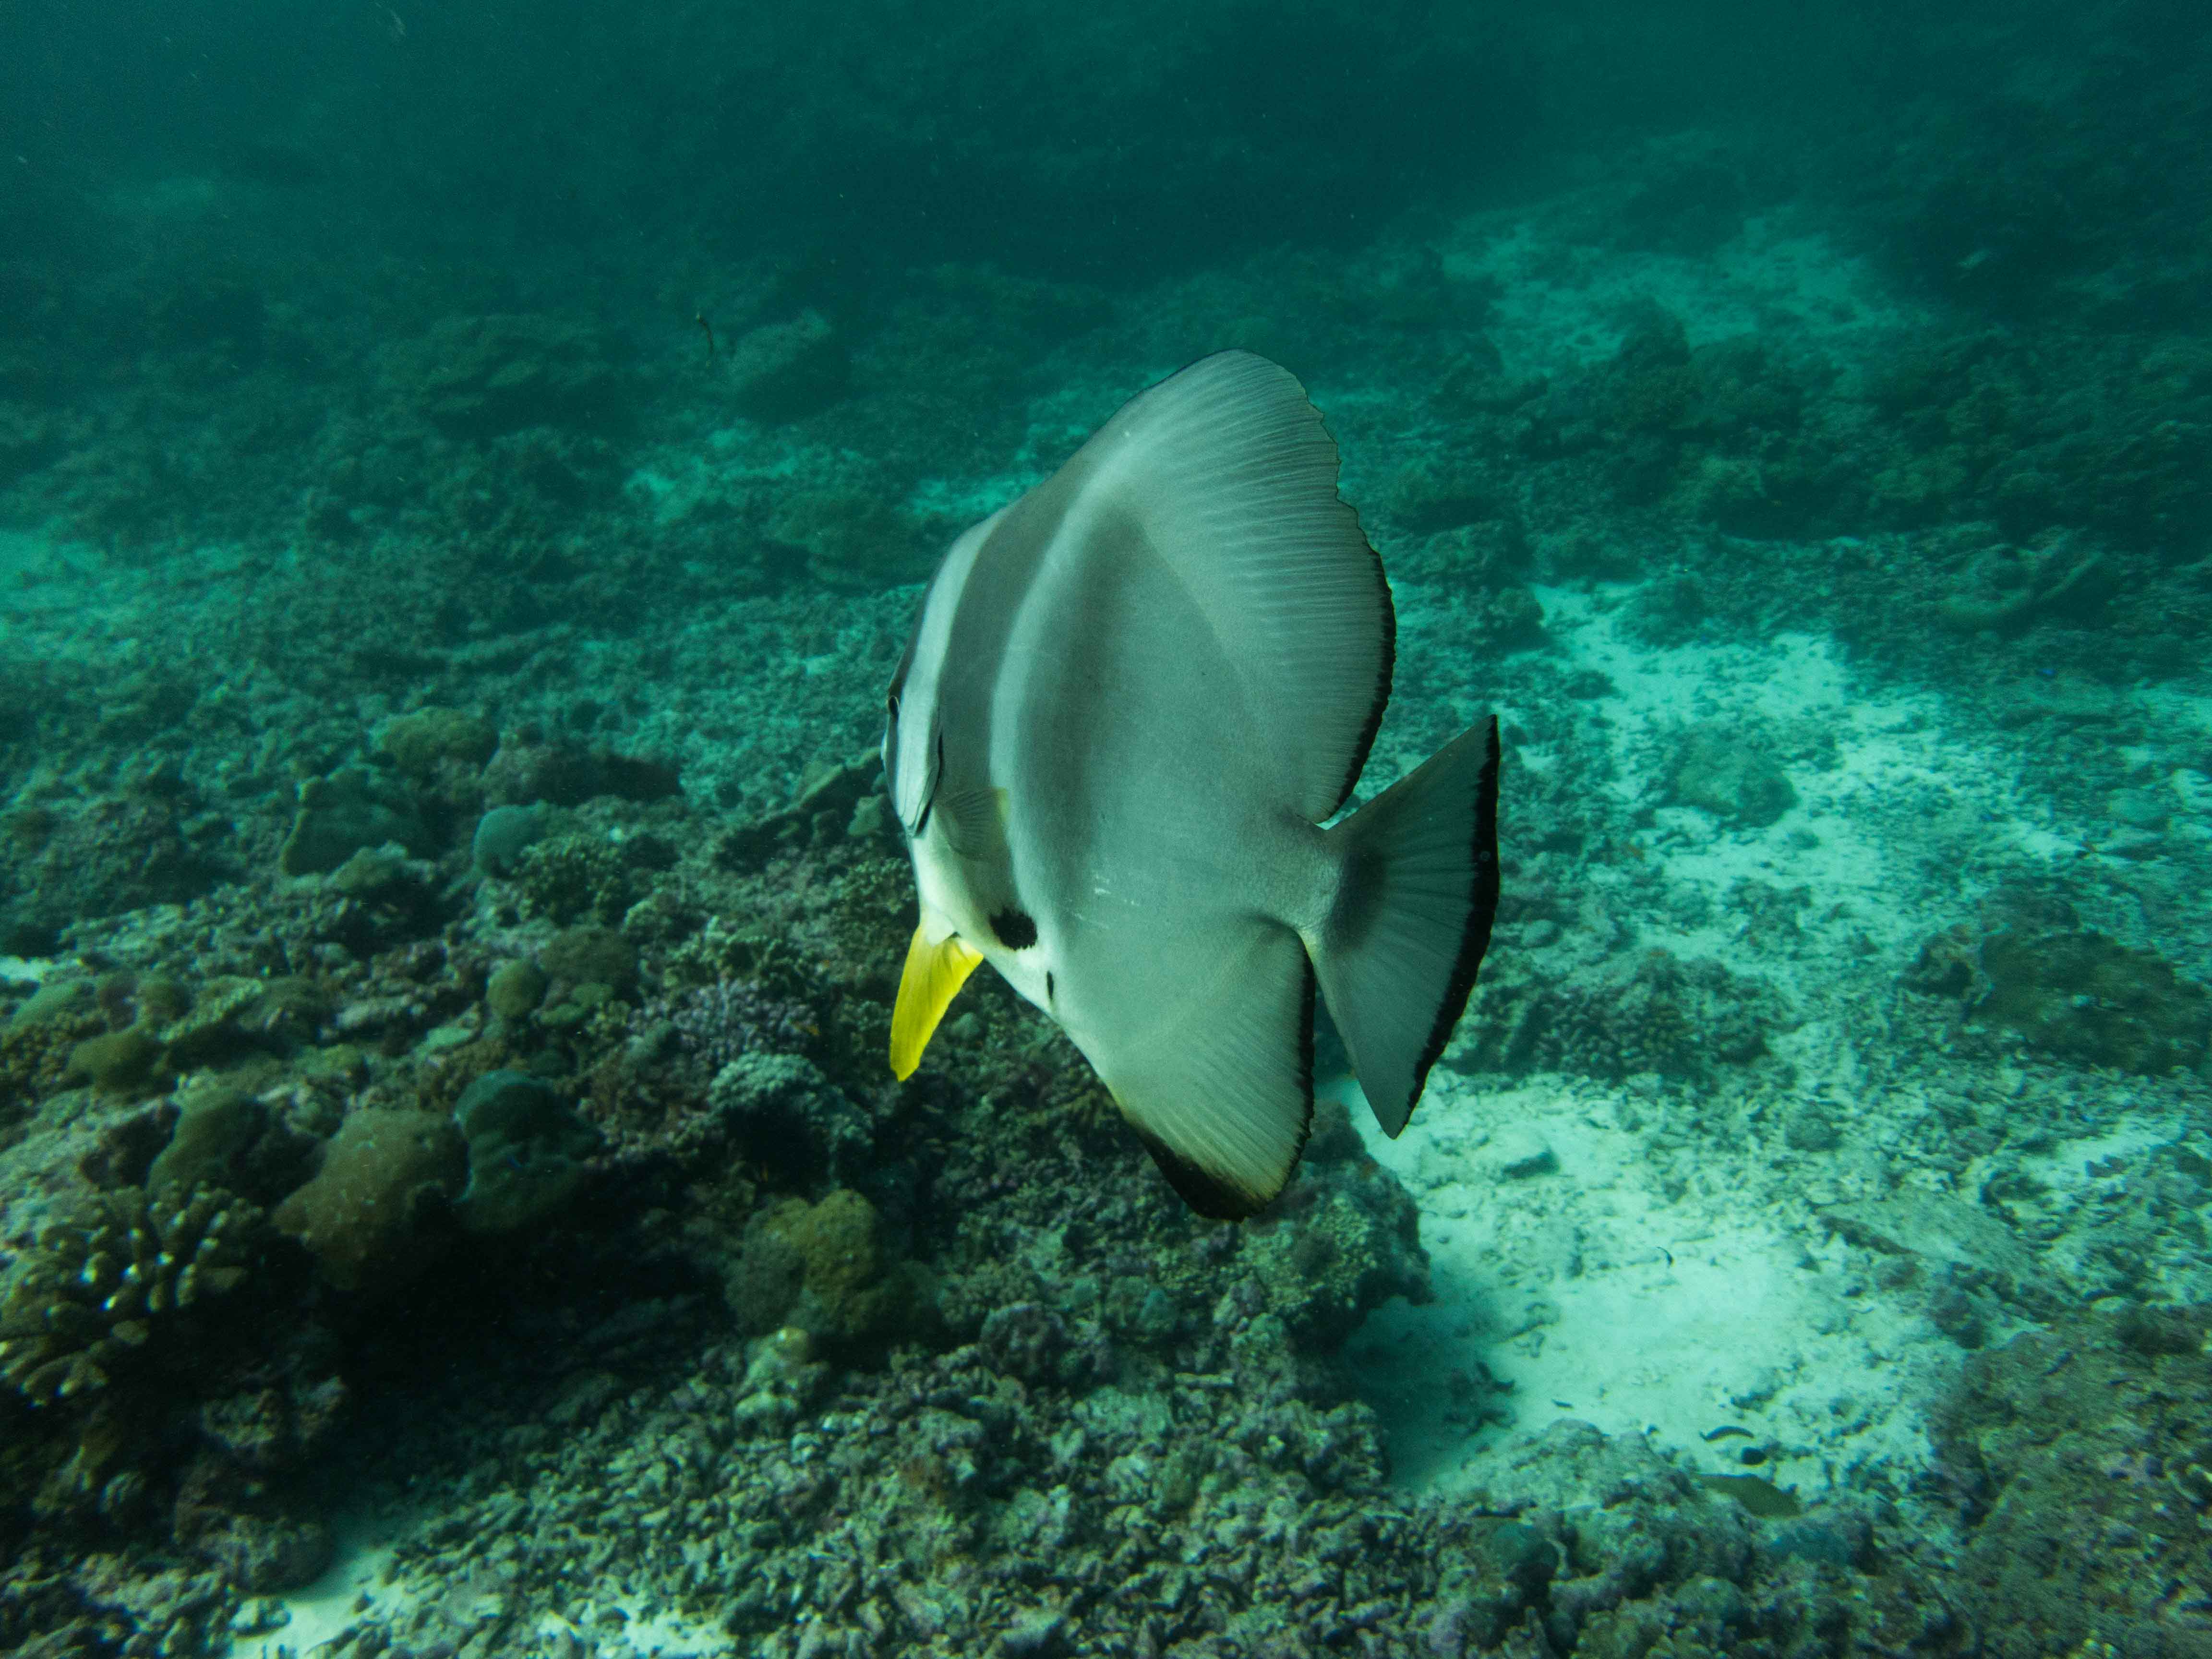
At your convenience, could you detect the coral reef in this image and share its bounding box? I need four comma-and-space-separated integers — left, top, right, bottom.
391, 313, 632, 438
1456, 943, 1792, 1083
0, 1187, 262, 1402
271, 1108, 467, 1293
1667, 726, 1797, 830
451, 1070, 601, 1236
1908, 890, 2212, 1075
1935, 1304, 2212, 1656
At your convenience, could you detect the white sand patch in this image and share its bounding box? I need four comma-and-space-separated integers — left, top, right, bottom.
228, 1515, 736, 1659
1340, 588, 2144, 1503
1443, 211, 1931, 385
224, 1520, 405, 1659
1340, 1070, 1953, 1504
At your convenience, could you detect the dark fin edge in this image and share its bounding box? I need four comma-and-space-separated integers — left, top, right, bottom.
1410, 717, 1503, 1095
1131, 954, 1317, 1222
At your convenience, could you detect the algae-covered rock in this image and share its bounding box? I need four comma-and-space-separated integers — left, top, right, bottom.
398, 313, 630, 437
147, 1088, 264, 1198
540, 923, 636, 993
1977, 926, 2210, 1075
451, 1070, 601, 1235
378, 707, 497, 778
726, 1189, 932, 1348
707, 1050, 871, 1181
66, 1027, 163, 1095
725, 310, 847, 423
1911, 891, 2212, 1075
278, 769, 429, 878
1668, 727, 1796, 828
485, 959, 549, 1020
470, 804, 546, 875
1455, 945, 1791, 1082
272, 1108, 467, 1292
766, 487, 929, 589
1934, 1306, 2212, 1658
1238, 1099, 1430, 1349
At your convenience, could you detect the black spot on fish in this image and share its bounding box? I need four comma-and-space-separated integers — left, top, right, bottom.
990, 908, 1038, 950
1045, 971, 1056, 1004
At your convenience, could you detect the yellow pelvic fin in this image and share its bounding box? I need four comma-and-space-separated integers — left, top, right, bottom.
890, 925, 985, 1080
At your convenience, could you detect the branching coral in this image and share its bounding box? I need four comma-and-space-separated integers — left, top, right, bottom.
0, 1186, 262, 1403
639, 976, 818, 1088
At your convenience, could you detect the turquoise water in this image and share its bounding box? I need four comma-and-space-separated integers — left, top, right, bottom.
2, 5, 2210, 1656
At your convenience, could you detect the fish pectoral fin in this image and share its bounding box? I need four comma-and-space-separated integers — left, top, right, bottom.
890, 925, 986, 1080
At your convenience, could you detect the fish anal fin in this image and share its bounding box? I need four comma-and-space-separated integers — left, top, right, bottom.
890, 925, 985, 1080
1131, 1124, 1277, 1221
1090, 923, 1314, 1219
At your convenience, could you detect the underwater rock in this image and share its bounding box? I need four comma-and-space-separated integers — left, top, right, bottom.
715, 752, 884, 871
1383, 453, 1512, 536
66, 1026, 163, 1096
272, 1108, 466, 1292
1782, 1100, 1843, 1153
145, 1087, 265, 1199
540, 923, 637, 994
724, 1189, 932, 1350
1492, 1126, 1558, 1180
1909, 892, 2212, 1075
397, 313, 631, 437
1935, 1305, 2212, 1658
278, 769, 429, 878
1667, 726, 1796, 828
706, 1049, 870, 1182
1456, 945, 1791, 1082
1237, 1098, 1430, 1349
1620, 570, 1709, 647
0, 785, 225, 954
1977, 928, 2210, 1076
470, 803, 546, 875
451, 1070, 601, 1235
484, 958, 549, 1020
728, 1325, 829, 1437
724, 310, 847, 423
1820, 1190, 2055, 1318
479, 734, 681, 809
378, 706, 497, 779
765, 486, 929, 589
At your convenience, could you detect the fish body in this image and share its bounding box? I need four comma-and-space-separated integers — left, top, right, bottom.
885, 350, 1499, 1217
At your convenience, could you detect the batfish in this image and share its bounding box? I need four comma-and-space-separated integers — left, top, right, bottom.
883, 349, 1500, 1218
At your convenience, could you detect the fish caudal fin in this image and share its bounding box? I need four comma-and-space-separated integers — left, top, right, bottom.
1312, 718, 1501, 1136
890, 925, 985, 1080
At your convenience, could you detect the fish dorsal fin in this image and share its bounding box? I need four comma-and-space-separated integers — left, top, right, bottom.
1068, 350, 1394, 821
